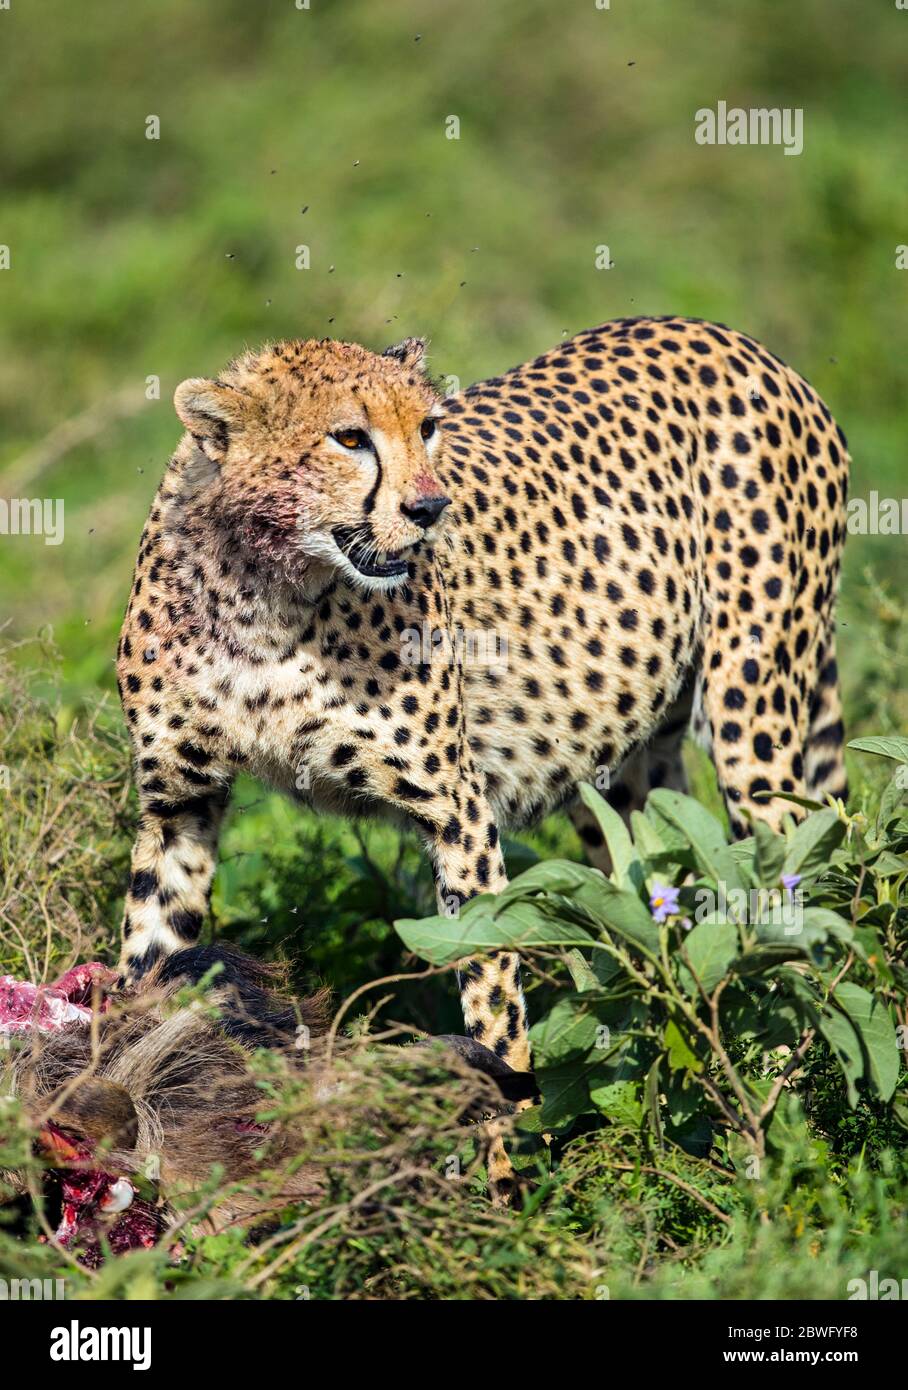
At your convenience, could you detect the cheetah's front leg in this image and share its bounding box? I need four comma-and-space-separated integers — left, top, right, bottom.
427, 819, 530, 1202
431, 823, 529, 1075
119, 774, 231, 983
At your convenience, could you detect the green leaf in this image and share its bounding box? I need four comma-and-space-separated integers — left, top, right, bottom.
781, 808, 845, 880
748, 970, 822, 1054
761, 791, 825, 813
565, 948, 599, 993
531, 993, 649, 1131
724, 905, 854, 977
665, 1072, 702, 1126
642, 801, 695, 862
878, 771, 908, 831
853, 925, 889, 974
577, 878, 662, 956
679, 918, 739, 995
535, 1063, 597, 1129
513, 1102, 546, 1134
817, 1002, 864, 1106
529, 990, 640, 1066
664, 1018, 703, 1073
763, 1089, 817, 1158
848, 735, 908, 764
394, 900, 593, 965
647, 788, 745, 891
755, 904, 854, 956
754, 995, 809, 1048
830, 982, 899, 1102
592, 944, 623, 987
644, 1056, 663, 1147
578, 781, 644, 890
529, 993, 611, 1064
869, 850, 908, 878
630, 809, 670, 861
799, 906, 860, 952
721, 987, 766, 1042
494, 859, 603, 907
589, 1079, 643, 1125
753, 820, 786, 887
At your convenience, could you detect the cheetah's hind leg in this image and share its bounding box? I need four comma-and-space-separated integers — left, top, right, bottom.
804, 618, 848, 804
569, 690, 693, 875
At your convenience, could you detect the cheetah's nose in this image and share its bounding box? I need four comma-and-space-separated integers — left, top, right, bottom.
400, 495, 452, 529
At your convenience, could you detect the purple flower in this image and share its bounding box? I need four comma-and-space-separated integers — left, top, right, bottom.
649, 883, 680, 922
781, 873, 802, 893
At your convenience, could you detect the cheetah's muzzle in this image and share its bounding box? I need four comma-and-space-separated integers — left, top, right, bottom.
332, 523, 410, 579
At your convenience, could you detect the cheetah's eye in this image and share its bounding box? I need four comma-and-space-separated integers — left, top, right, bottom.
420, 417, 437, 442
331, 428, 371, 452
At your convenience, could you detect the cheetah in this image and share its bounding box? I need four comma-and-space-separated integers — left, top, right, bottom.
117, 317, 850, 1085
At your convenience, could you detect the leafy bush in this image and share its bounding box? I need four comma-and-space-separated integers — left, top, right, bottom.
397, 761, 908, 1193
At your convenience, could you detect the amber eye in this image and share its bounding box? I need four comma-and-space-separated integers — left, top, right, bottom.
332, 428, 370, 451
420, 417, 437, 442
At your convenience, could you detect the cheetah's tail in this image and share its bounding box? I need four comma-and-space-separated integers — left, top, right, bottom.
805, 619, 848, 804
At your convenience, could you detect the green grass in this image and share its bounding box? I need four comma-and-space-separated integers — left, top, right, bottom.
1, 0, 907, 1300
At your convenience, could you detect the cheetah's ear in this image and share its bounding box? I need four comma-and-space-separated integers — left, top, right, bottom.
174, 378, 252, 462
382, 337, 428, 373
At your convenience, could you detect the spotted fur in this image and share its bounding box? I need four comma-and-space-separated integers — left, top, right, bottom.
118, 317, 850, 1084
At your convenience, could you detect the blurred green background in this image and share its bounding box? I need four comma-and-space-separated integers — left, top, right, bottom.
1, 0, 906, 993
1, 0, 906, 693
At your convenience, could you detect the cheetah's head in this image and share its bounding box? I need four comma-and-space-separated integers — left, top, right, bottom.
173, 336, 451, 594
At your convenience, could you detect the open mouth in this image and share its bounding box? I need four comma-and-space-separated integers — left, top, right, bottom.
332, 525, 410, 579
